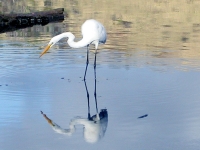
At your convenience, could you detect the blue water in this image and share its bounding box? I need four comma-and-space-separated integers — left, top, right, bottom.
0, 44, 200, 149
1, 0, 200, 149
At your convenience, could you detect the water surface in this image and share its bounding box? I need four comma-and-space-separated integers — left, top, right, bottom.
1, 0, 200, 150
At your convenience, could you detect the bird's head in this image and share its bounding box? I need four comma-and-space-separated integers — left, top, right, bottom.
39, 35, 61, 58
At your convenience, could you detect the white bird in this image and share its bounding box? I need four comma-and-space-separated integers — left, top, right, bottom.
41, 110, 108, 143
40, 19, 107, 80
40, 75, 108, 143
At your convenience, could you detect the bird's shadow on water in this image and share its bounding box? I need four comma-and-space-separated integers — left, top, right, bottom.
41, 70, 108, 144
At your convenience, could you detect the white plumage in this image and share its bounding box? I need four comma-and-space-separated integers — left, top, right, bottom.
40, 19, 107, 80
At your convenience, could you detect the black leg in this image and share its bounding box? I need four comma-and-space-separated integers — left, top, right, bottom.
84, 79, 91, 119
84, 46, 89, 81
94, 54, 99, 120
94, 49, 97, 74
94, 73, 99, 116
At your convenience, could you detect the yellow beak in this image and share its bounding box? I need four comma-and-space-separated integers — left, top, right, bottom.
41, 111, 55, 126
39, 44, 52, 58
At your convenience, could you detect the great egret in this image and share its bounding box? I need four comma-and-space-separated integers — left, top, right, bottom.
41, 109, 108, 143
40, 19, 107, 80
41, 76, 108, 143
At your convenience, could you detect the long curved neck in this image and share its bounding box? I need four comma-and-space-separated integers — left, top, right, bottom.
61, 32, 90, 48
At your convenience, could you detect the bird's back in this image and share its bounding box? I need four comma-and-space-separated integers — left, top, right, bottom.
81, 19, 107, 45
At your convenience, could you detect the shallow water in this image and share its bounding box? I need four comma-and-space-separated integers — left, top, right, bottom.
1, 0, 200, 150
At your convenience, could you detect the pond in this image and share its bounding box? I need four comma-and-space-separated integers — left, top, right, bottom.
1, 0, 200, 149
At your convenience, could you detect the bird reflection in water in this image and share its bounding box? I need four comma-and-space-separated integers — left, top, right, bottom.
41, 72, 108, 143
41, 109, 108, 143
